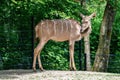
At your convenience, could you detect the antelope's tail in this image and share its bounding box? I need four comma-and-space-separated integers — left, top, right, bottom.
35, 25, 39, 39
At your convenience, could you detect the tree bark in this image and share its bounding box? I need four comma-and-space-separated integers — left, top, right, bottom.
80, 0, 86, 8
0, 55, 3, 70
84, 35, 91, 71
93, 0, 116, 72
80, 0, 91, 71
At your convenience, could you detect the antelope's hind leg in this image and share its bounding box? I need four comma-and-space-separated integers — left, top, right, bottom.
32, 39, 48, 72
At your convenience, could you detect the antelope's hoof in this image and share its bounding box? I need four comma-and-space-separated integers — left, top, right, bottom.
70, 67, 76, 71
33, 67, 37, 72
40, 68, 45, 72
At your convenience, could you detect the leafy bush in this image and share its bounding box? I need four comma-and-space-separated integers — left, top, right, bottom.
0, 0, 120, 72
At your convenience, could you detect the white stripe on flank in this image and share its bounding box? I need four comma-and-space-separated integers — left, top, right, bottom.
46, 21, 50, 34
69, 20, 73, 33
69, 20, 72, 40
40, 22, 43, 37
52, 20, 56, 36
61, 20, 63, 34
65, 20, 68, 33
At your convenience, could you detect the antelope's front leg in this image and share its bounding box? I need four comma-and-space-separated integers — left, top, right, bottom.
69, 41, 76, 71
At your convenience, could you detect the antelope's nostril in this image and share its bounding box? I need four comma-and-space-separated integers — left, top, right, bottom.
81, 29, 83, 32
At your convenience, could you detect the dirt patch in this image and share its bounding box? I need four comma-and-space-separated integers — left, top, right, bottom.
0, 70, 120, 80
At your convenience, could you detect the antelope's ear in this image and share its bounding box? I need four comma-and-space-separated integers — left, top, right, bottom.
80, 13, 85, 18
89, 12, 96, 19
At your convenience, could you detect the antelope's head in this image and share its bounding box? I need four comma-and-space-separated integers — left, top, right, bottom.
80, 12, 96, 33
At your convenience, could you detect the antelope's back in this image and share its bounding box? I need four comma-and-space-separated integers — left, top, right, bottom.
36, 19, 81, 41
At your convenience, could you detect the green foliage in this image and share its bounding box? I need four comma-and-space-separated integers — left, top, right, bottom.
41, 41, 69, 70
0, 0, 120, 72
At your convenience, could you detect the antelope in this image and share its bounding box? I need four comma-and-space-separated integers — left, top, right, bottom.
32, 12, 96, 71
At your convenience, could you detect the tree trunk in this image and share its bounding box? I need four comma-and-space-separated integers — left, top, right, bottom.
80, 0, 91, 71
0, 55, 3, 70
93, 0, 116, 72
84, 35, 91, 71
80, 0, 86, 8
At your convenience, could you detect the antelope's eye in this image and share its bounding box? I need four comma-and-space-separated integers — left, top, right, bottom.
85, 21, 88, 23
83, 21, 88, 23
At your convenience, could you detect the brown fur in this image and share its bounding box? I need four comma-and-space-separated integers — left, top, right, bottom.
32, 12, 96, 71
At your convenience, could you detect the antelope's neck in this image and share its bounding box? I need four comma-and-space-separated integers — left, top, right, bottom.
81, 27, 91, 37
